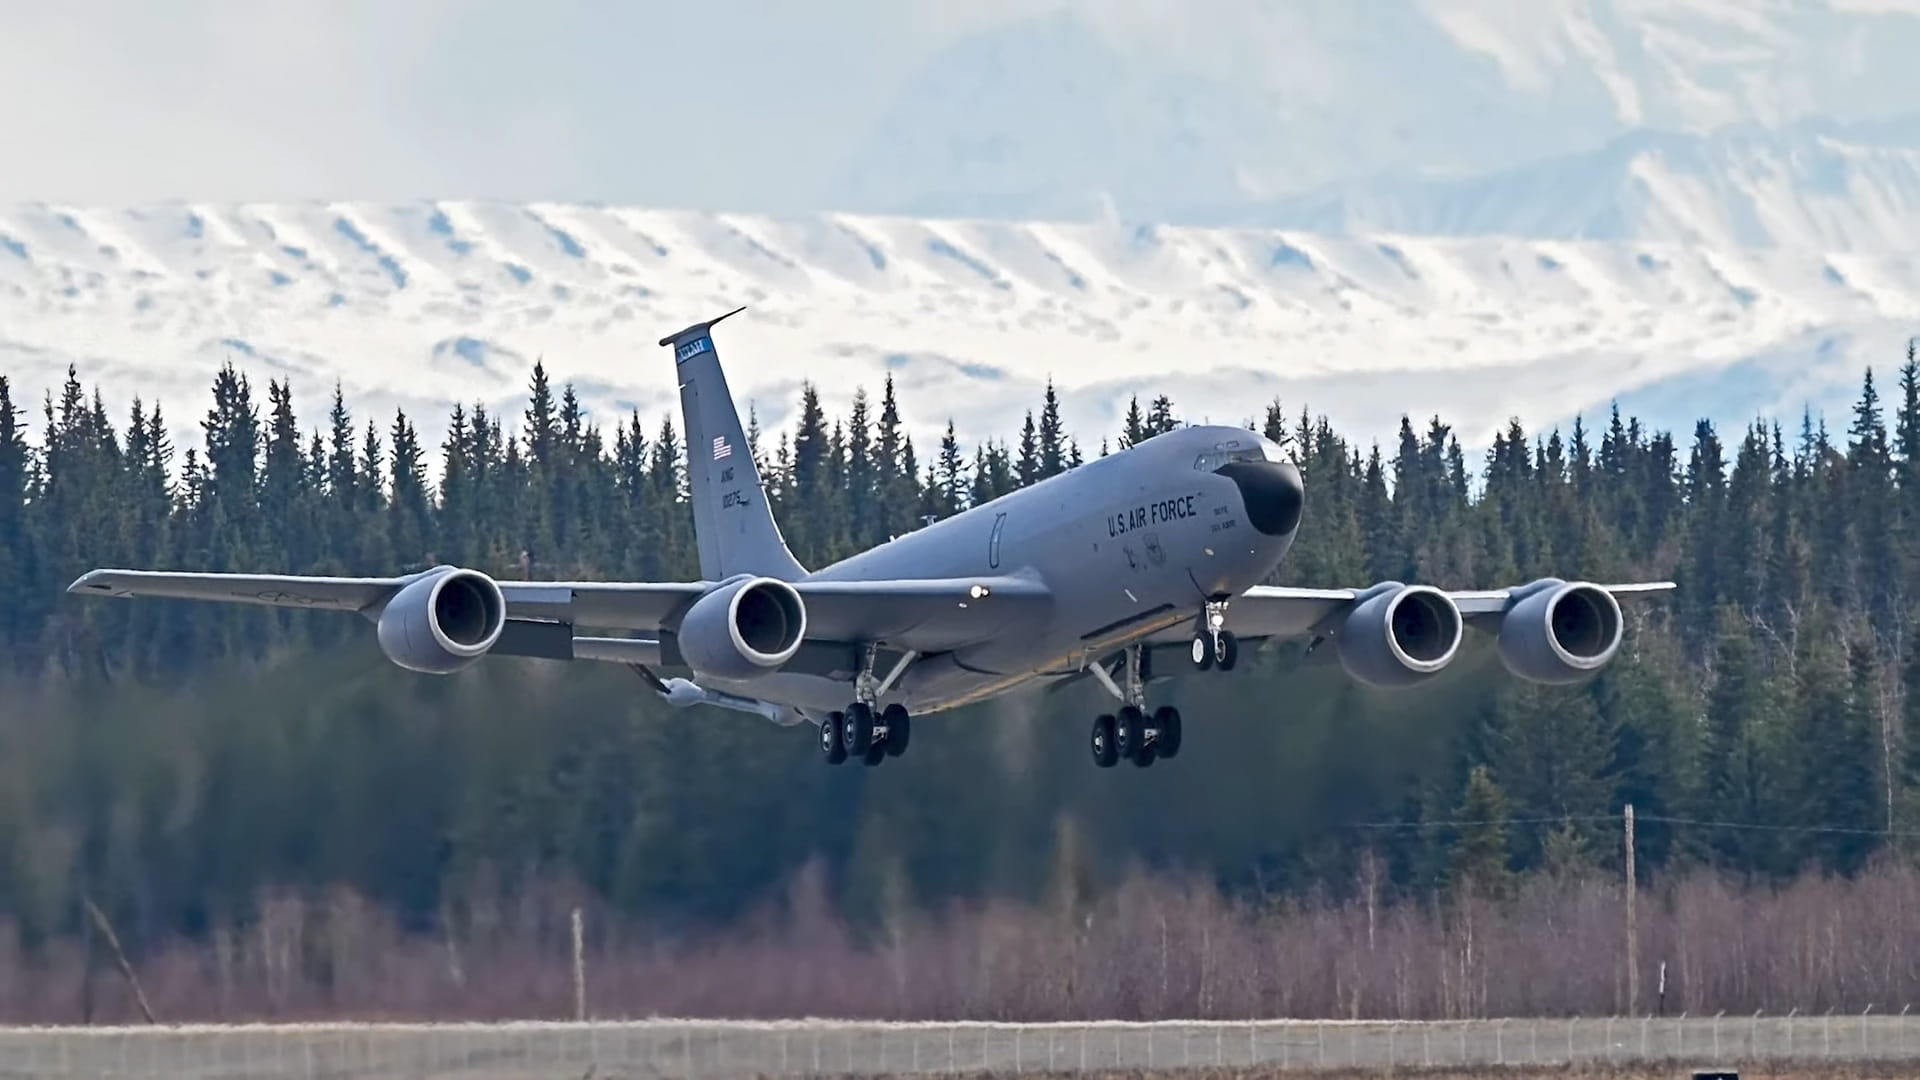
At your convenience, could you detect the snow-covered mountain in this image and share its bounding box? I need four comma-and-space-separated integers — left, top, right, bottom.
834, 1, 1920, 228
2, 201, 1914, 469
1190, 120, 1920, 253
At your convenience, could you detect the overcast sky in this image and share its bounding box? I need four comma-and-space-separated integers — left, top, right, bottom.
0, 0, 1066, 209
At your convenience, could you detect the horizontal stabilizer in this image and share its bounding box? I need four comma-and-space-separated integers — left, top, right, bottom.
657, 305, 746, 348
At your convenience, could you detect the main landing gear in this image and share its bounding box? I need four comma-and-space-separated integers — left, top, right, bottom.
1086, 642, 1183, 769
819, 701, 910, 766
1190, 597, 1239, 671
818, 646, 917, 767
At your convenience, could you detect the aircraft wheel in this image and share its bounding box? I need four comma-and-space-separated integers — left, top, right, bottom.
1153, 705, 1182, 759
862, 740, 887, 766
1189, 634, 1214, 671
1130, 740, 1158, 767
1115, 704, 1146, 761
1217, 632, 1239, 671
820, 712, 847, 765
882, 704, 911, 757
1090, 713, 1119, 767
843, 702, 875, 756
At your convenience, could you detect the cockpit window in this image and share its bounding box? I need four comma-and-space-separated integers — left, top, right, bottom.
1193, 446, 1270, 472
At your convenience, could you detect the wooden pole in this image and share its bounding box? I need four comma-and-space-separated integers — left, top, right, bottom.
572, 906, 587, 1021
1625, 803, 1638, 1016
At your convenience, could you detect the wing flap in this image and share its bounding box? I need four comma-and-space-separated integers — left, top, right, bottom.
1142, 585, 1355, 644
790, 575, 1051, 649
499, 581, 706, 629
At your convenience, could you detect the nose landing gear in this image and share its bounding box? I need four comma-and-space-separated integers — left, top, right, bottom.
1190, 598, 1238, 671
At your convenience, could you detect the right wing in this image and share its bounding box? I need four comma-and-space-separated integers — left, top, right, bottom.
67, 566, 1051, 659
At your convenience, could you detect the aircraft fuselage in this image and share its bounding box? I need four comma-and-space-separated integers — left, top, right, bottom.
707, 424, 1304, 717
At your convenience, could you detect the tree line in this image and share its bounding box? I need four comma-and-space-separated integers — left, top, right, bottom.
5, 347, 1920, 1020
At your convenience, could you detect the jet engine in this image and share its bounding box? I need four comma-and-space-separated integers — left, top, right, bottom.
375, 567, 507, 674
1336, 582, 1464, 688
1496, 578, 1622, 684
676, 575, 807, 680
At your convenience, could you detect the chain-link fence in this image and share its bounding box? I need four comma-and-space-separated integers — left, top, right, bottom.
0, 1014, 1914, 1078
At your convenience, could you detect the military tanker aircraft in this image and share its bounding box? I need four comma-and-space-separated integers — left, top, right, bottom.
68, 308, 1674, 768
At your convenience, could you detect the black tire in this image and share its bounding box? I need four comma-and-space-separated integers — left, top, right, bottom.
862, 741, 887, 766
843, 702, 874, 756
1130, 740, 1157, 767
1116, 704, 1145, 761
882, 703, 911, 757
1190, 633, 1213, 671
1153, 705, 1182, 759
1090, 713, 1119, 767
1217, 631, 1239, 671
820, 712, 847, 764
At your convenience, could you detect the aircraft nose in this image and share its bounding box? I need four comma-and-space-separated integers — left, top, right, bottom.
1216, 460, 1304, 537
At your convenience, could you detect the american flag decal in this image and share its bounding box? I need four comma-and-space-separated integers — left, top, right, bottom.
712, 435, 733, 460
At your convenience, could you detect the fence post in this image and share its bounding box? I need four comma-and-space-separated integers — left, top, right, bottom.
571, 907, 586, 1022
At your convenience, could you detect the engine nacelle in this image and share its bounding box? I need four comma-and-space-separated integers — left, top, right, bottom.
1497, 578, 1623, 684
676, 575, 807, 681
1336, 582, 1464, 688
375, 567, 507, 674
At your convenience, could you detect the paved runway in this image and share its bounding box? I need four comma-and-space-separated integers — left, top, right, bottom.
0, 1014, 1913, 1077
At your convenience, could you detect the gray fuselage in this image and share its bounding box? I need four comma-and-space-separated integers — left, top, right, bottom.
711, 425, 1305, 717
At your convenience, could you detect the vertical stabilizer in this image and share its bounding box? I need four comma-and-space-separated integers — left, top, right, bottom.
658, 308, 807, 581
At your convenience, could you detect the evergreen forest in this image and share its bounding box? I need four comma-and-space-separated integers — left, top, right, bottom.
5, 349, 1920, 1022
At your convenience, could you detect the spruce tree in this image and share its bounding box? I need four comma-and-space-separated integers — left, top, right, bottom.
1120, 396, 1146, 449
1038, 380, 1065, 478
1449, 765, 1512, 897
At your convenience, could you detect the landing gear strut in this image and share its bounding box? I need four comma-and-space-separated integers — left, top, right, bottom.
1190, 598, 1238, 671
1088, 642, 1181, 769
820, 647, 918, 766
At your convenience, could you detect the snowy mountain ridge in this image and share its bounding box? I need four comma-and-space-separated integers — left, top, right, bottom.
837, 1, 1920, 228
0, 201, 1914, 471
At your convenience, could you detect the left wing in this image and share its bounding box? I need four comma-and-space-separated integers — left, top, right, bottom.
1141, 579, 1677, 647
1241, 579, 1674, 641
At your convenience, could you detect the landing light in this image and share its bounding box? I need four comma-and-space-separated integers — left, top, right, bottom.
968, 584, 989, 599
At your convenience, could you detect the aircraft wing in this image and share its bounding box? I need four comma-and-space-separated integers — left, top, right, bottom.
511, 573, 1051, 649
66, 567, 1050, 655
1141, 580, 1677, 645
